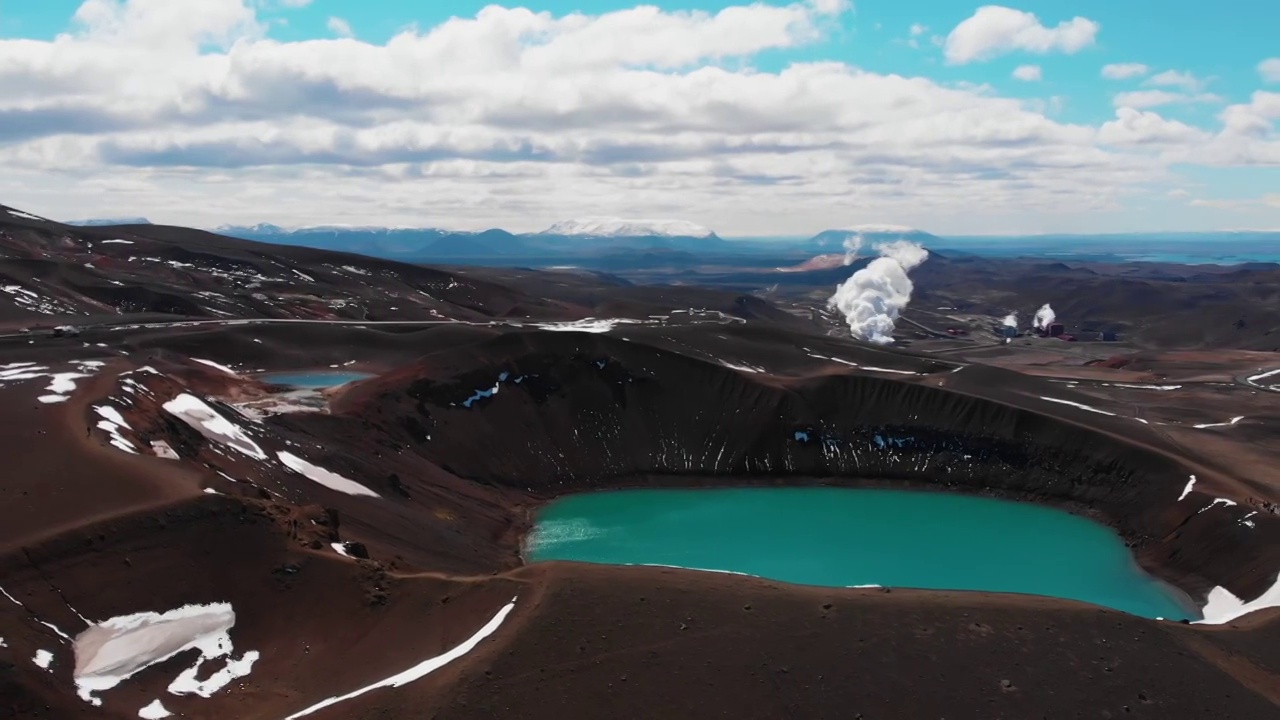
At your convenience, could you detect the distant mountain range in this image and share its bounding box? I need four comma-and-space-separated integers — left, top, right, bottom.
66, 217, 153, 226
203, 216, 735, 261
196, 217, 949, 263
49, 210, 1280, 268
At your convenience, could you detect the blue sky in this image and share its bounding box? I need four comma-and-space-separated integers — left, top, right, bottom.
0, 1, 1276, 235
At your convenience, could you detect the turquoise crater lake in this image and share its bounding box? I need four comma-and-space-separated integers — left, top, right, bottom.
526, 487, 1198, 620
258, 371, 373, 388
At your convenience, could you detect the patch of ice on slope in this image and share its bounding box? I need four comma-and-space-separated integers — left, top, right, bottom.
138, 699, 172, 718
1196, 572, 1280, 625
282, 597, 517, 719
33, 649, 54, 670
73, 602, 258, 706
162, 394, 265, 459
277, 451, 379, 497
192, 358, 239, 376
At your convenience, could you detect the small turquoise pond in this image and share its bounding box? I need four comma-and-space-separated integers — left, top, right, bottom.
526, 487, 1198, 620
258, 371, 373, 388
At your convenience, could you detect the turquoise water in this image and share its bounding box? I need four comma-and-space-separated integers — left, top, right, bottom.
258, 371, 373, 388
527, 488, 1197, 620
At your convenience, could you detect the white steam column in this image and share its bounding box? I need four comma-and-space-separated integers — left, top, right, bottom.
1034, 303, 1056, 331
827, 241, 930, 345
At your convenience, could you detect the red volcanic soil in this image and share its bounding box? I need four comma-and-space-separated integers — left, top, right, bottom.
440, 564, 1280, 720
2, 207, 1279, 718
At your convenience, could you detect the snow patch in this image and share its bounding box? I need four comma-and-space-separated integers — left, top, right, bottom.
1, 584, 72, 641
835, 224, 921, 234
532, 318, 625, 333
1193, 416, 1246, 429
1177, 475, 1196, 502
542, 217, 714, 238
1038, 396, 1118, 417
1111, 383, 1183, 391
282, 597, 518, 719
138, 699, 172, 719
33, 649, 54, 670
150, 440, 180, 460
1196, 572, 1280, 625
331, 542, 353, 558
73, 602, 258, 706
94, 405, 138, 454
192, 358, 238, 377
277, 451, 379, 497
163, 394, 265, 459
861, 366, 921, 375
1196, 498, 1238, 514
1246, 368, 1280, 383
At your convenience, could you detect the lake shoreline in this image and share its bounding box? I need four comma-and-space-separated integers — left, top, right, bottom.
511, 474, 1206, 619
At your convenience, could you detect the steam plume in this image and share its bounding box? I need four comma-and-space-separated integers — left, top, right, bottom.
1001, 312, 1018, 328
1033, 303, 1056, 330
841, 233, 864, 266
828, 241, 930, 345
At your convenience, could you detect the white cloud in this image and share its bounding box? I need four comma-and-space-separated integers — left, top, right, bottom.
1101, 63, 1148, 80
1113, 90, 1222, 109
1012, 64, 1042, 81
1146, 69, 1206, 92
808, 0, 852, 13
1098, 108, 1211, 146
0, 0, 1270, 234
1258, 58, 1280, 83
906, 23, 928, 48
1176, 92, 1280, 167
944, 6, 1099, 64
326, 16, 353, 38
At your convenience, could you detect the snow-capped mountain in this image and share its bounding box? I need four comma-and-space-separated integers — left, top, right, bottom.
834, 224, 924, 234
216, 223, 288, 235
538, 217, 717, 239
807, 225, 938, 251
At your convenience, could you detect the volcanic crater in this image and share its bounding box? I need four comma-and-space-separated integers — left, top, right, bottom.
1, 207, 1278, 719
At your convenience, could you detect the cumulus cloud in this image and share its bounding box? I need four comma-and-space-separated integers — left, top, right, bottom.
1175, 92, 1280, 167
1101, 63, 1148, 80
1098, 108, 1211, 146
1146, 69, 1206, 92
1012, 64, 1042, 81
944, 6, 1099, 64
0, 0, 1269, 232
1258, 58, 1280, 83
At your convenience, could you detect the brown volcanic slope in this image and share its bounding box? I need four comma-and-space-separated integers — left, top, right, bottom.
1, 205, 1278, 719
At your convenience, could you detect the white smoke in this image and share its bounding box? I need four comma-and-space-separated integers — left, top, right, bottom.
841, 233, 864, 266
1001, 312, 1018, 328
827, 241, 930, 345
1033, 303, 1056, 330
